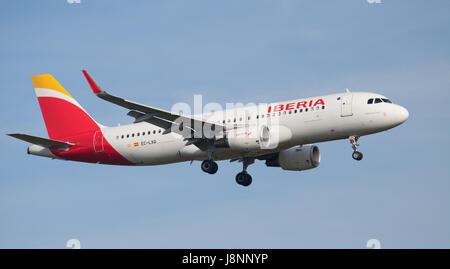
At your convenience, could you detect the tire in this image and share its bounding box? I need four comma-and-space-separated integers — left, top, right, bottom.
235, 172, 252, 186
352, 151, 363, 161
201, 160, 211, 173
201, 160, 218, 174
210, 162, 218, 174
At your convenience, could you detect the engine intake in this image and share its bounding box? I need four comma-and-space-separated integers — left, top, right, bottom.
266, 145, 320, 171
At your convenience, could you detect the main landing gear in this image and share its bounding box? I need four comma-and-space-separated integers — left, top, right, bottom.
349, 135, 363, 161
201, 160, 218, 174
201, 157, 254, 187
235, 157, 254, 187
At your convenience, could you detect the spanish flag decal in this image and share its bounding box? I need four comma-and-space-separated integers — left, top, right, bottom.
134, 142, 139, 147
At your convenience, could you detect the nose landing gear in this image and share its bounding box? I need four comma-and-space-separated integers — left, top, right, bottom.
349, 136, 363, 161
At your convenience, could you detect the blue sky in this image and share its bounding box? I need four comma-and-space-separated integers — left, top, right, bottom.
1, 0, 449, 248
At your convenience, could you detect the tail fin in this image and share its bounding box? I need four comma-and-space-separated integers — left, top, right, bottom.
32, 74, 100, 140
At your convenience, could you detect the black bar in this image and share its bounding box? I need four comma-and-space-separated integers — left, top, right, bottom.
0, 249, 449, 267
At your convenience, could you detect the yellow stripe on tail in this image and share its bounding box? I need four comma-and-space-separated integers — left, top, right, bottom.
31, 74, 74, 99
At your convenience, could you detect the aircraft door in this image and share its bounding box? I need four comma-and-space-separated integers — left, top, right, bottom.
93, 130, 104, 152
340, 93, 353, 117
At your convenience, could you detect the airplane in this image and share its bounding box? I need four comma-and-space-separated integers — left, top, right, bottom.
7, 71, 409, 187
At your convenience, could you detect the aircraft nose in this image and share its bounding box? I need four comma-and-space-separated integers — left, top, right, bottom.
396, 105, 409, 124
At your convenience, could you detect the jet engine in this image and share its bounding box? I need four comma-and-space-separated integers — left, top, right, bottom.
225, 128, 260, 151
265, 145, 320, 171
259, 125, 293, 149
216, 125, 293, 151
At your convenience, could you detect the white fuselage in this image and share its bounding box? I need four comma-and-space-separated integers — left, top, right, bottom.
100, 91, 409, 165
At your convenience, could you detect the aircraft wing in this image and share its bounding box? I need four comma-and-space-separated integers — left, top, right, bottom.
7, 133, 74, 149
82, 70, 224, 138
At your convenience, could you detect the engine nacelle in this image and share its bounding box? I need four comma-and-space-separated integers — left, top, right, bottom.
225, 126, 261, 151
266, 145, 320, 171
223, 125, 293, 151
259, 125, 293, 149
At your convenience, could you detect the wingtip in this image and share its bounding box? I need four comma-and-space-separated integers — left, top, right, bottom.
82, 70, 103, 94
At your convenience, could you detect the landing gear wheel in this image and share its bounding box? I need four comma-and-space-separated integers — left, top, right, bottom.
235, 172, 252, 187
201, 160, 218, 174
352, 151, 363, 161
211, 162, 218, 174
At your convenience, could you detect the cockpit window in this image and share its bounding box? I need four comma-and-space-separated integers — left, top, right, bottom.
374, 98, 382, 104
367, 98, 374, 104
382, 98, 392, 103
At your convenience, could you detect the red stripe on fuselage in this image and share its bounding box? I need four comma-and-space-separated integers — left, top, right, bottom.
50, 130, 133, 165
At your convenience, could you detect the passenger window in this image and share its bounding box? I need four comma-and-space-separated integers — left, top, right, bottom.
142, 132, 145, 136
158, 129, 161, 133
294, 110, 297, 113
305, 108, 308, 112
153, 130, 156, 134
375, 98, 382, 104
126, 134, 129, 138
367, 98, 374, 104
148, 131, 151, 135
137, 133, 140, 136
132, 133, 135, 137
256, 115, 259, 119
121, 135, 124, 139
322, 106, 325, 109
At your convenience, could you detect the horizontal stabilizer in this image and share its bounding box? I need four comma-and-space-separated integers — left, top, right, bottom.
7, 133, 74, 149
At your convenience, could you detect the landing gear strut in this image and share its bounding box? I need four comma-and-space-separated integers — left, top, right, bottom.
235, 157, 254, 187
349, 135, 363, 161
201, 160, 218, 174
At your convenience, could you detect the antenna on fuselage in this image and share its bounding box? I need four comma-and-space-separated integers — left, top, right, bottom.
346, 88, 351, 93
